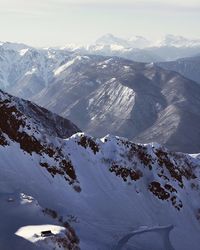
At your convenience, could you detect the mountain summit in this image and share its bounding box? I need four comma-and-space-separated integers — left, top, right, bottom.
95, 33, 152, 49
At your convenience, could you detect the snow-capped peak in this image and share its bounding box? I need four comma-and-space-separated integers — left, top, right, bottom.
95, 33, 153, 49
155, 34, 200, 48
95, 33, 130, 47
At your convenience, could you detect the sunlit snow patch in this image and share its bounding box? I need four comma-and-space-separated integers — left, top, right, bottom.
19, 48, 29, 56
15, 224, 65, 243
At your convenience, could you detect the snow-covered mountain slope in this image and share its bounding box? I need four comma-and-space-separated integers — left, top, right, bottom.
157, 55, 200, 84
1, 90, 200, 250
0, 42, 73, 98
0, 90, 80, 139
32, 55, 200, 153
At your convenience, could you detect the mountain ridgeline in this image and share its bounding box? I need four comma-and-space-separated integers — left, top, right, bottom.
0, 89, 200, 249
157, 55, 200, 84
31, 55, 200, 153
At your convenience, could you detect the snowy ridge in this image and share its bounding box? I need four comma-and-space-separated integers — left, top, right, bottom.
0, 35, 200, 94
0, 90, 200, 249
1, 37, 200, 100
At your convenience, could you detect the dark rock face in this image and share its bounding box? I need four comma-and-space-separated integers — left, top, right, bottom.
0, 90, 80, 139
0, 90, 81, 189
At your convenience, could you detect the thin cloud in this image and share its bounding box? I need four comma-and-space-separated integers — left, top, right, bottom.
51, 0, 200, 12
0, 8, 47, 17
0, 0, 199, 13
0, 1, 61, 16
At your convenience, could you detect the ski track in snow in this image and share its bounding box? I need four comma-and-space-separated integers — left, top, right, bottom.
113, 225, 175, 250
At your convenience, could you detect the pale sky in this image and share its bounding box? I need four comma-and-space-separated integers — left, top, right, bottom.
0, 0, 199, 47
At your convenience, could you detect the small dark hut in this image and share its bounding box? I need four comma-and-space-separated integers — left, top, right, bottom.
41, 230, 53, 237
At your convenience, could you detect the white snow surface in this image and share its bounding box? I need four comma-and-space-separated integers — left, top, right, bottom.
15, 224, 65, 245
0, 91, 200, 249
53, 57, 80, 76
1, 132, 200, 249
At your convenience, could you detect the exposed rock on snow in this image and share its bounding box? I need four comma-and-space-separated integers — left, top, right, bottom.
0, 90, 200, 249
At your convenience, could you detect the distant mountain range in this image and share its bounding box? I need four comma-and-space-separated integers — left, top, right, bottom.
63, 34, 200, 62
155, 34, 200, 48
94, 33, 200, 48
95, 33, 152, 49
0, 89, 200, 249
0, 41, 200, 153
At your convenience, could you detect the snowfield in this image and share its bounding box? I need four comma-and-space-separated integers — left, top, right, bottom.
0, 90, 200, 249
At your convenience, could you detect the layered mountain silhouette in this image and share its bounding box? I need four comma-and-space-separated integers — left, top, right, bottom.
0, 42, 200, 153
31, 55, 200, 153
